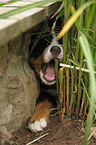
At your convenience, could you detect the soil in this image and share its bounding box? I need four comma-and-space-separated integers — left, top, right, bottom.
4, 115, 96, 145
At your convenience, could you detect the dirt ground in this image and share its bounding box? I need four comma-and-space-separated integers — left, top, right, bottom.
4, 115, 96, 145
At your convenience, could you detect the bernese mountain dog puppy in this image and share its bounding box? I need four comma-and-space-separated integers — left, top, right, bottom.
28, 17, 63, 132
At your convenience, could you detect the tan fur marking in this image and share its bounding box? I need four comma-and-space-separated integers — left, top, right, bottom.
29, 100, 52, 123
30, 53, 44, 76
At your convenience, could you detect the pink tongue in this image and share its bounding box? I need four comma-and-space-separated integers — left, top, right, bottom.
45, 66, 55, 81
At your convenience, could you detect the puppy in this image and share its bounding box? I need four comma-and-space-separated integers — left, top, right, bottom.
28, 19, 63, 132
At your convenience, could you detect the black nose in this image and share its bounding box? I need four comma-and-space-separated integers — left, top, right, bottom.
50, 46, 61, 56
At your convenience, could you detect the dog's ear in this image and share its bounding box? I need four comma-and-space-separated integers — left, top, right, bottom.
30, 53, 44, 76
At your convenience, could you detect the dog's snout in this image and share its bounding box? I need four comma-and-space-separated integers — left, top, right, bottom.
50, 46, 61, 56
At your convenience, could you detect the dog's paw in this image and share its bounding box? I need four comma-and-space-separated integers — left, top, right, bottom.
28, 99, 52, 132
28, 118, 47, 132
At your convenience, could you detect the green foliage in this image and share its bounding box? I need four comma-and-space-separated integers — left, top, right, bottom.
79, 32, 96, 144
0, 0, 61, 18
1, 0, 95, 144
56, 1, 96, 144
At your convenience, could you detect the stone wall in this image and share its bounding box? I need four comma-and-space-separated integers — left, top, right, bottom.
0, 30, 39, 144
0, 1, 62, 143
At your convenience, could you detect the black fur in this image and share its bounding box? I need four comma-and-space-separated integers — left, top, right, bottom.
29, 16, 63, 108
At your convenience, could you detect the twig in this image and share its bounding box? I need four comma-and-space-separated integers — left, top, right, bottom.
88, 127, 96, 141
50, 1, 64, 19
50, 108, 58, 111
50, 107, 58, 116
60, 63, 96, 74
26, 133, 49, 145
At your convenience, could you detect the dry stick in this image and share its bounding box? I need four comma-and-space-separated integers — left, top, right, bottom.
69, 92, 75, 117
88, 127, 96, 141
81, 78, 91, 120
83, 103, 89, 120
69, 83, 77, 117
60, 63, 96, 74
50, 108, 58, 116
50, 1, 64, 19
26, 133, 49, 145
80, 90, 85, 116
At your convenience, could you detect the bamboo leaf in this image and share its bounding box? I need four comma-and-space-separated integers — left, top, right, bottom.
56, 1, 96, 40
79, 32, 96, 144
0, 0, 22, 7
0, 0, 61, 18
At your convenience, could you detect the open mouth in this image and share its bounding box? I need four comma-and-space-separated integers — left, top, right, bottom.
42, 59, 56, 83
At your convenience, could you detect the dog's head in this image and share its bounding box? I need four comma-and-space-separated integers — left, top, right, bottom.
29, 16, 63, 85
40, 34, 63, 85
30, 33, 63, 86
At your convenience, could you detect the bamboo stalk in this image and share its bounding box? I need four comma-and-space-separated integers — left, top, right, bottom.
62, 76, 66, 119
76, 51, 83, 115
76, 1, 84, 115
65, 68, 69, 114
69, 83, 77, 117
55, 59, 61, 120
55, 59, 59, 98
59, 68, 64, 121
79, 90, 85, 116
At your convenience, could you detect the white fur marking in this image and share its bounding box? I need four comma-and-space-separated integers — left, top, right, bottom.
43, 36, 63, 63
28, 121, 43, 132
40, 118, 47, 128
28, 123, 35, 132
28, 118, 48, 132
33, 121, 43, 132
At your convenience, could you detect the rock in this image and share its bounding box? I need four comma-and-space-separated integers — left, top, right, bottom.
0, 34, 39, 144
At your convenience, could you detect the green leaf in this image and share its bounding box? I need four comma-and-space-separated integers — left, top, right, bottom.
79, 32, 96, 144
0, 0, 61, 18
56, 1, 96, 40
